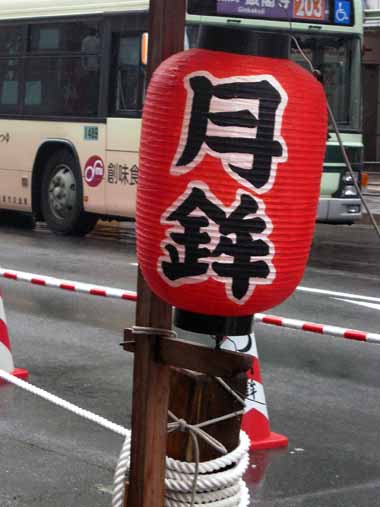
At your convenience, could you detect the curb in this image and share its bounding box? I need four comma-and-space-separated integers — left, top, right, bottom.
359, 212, 380, 226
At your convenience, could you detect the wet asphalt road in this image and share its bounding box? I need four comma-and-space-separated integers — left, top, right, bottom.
0, 220, 379, 507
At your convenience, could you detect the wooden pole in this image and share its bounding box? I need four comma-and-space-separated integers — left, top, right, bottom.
126, 1, 185, 506
146, 0, 186, 82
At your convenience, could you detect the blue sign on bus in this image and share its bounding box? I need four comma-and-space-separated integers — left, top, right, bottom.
334, 0, 351, 24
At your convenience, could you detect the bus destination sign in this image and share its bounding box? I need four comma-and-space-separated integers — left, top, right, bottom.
217, 0, 329, 22
188, 0, 353, 25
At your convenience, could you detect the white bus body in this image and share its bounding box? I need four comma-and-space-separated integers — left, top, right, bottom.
0, 0, 363, 234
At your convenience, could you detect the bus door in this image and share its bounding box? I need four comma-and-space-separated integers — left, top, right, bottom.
106, 31, 147, 218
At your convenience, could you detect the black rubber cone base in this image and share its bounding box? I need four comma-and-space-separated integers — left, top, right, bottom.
175, 309, 253, 336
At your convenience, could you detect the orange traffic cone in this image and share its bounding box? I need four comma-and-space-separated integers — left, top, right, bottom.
0, 290, 28, 384
223, 333, 288, 450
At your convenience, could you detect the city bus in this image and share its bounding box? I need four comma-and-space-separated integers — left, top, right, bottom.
0, 0, 363, 235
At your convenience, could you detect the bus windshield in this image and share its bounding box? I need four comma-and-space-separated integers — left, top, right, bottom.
290, 34, 361, 131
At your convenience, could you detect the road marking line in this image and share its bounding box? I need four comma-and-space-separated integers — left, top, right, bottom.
297, 286, 380, 303
334, 298, 380, 312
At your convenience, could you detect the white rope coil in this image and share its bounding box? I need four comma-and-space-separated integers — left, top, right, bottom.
165, 453, 249, 493
112, 435, 131, 507
239, 483, 250, 507
112, 432, 250, 507
165, 483, 242, 503
165, 485, 244, 507
166, 430, 250, 474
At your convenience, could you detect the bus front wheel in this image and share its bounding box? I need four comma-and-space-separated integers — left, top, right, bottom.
41, 150, 98, 236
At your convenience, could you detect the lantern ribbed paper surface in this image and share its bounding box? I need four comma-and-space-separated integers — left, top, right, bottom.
137, 49, 327, 316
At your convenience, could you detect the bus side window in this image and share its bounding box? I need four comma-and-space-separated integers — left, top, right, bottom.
0, 25, 23, 114
0, 60, 20, 113
22, 21, 101, 117
110, 33, 146, 116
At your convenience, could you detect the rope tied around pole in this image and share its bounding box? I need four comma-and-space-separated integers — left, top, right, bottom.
168, 410, 230, 456
168, 412, 202, 507
164, 372, 247, 507
166, 407, 247, 507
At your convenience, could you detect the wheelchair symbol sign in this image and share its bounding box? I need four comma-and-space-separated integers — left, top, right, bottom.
334, 0, 351, 24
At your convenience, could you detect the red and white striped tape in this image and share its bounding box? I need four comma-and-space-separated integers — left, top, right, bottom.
0, 268, 137, 302
254, 313, 380, 344
1, 267, 379, 344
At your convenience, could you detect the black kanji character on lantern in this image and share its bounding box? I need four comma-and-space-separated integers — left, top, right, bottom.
161, 184, 273, 301
162, 187, 225, 281
175, 74, 286, 190
212, 193, 271, 300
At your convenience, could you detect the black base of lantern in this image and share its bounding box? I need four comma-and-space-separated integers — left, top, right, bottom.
175, 309, 253, 337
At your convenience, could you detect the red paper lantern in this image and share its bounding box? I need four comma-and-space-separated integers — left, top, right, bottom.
137, 49, 327, 322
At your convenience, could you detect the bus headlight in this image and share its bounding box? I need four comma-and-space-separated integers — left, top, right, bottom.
342, 185, 358, 197
342, 173, 354, 184
340, 171, 360, 197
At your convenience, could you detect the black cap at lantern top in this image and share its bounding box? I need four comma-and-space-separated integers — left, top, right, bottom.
197, 26, 290, 59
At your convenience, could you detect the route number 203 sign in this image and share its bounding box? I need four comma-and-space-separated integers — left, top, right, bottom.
293, 0, 325, 20
192, 0, 345, 25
